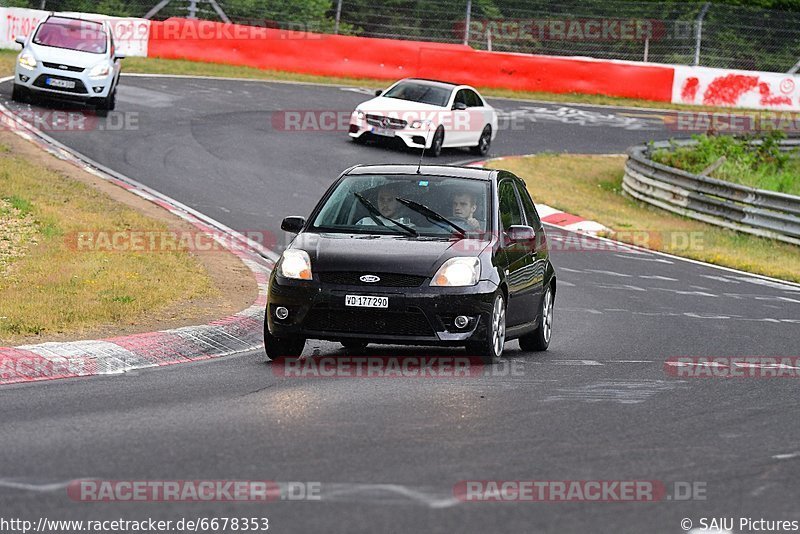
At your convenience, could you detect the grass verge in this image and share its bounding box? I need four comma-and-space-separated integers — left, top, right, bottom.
651, 134, 800, 196
486, 154, 800, 283
0, 135, 230, 344
0, 49, 746, 112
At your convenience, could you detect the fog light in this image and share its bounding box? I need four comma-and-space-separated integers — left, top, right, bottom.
93, 86, 104, 93
275, 306, 289, 320
19, 75, 29, 82
454, 315, 470, 329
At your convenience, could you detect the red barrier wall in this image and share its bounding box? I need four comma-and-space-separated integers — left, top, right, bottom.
148, 19, 674, 102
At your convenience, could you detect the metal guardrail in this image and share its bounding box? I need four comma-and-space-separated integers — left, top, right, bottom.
623, 139, 800, 246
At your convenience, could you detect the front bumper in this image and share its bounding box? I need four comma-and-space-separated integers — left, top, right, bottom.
267, 274, 499, 345
348, 122, 431, 149
14, 63, 115, 102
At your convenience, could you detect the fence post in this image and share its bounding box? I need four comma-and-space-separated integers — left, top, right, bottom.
334, 0, 343, 35
187, 0, 198, 19
693, 2, 711, 66
463, 0, 472, 46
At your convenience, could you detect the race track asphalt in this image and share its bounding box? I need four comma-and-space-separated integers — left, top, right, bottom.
1, 76, 798, 533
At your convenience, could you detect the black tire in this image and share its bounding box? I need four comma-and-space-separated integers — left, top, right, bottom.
470, 125, 492, 156
519, 284, 554, 352
340, 340, 369, 351
11, 84, 27, 103
264, 320, 305, 362
466, 293, 506, 364
95, 91, 115, 117
428, 126, 444, 157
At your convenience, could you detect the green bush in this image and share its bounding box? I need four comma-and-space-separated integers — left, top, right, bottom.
651, 133, 800, 195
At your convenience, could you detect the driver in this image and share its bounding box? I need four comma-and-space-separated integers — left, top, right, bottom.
452, 191, 482, 231
356, 184, 411, 226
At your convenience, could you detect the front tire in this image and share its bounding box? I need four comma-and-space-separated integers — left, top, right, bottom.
519, 284, 554, 352
264, 320, 306, 362
428, 126, 444, 157
11, 84, 27, 103
466, 293, 506, 364
470, 125, 492, 156
95, 90, 116, 117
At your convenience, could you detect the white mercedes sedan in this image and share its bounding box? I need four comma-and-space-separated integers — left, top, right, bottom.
349, 78, 498, 157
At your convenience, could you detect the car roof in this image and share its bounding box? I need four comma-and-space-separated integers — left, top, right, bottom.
345, 164, 496, 181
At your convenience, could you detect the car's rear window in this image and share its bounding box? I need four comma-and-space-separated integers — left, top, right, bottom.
34, 17, 107, 54
311, 174, 491, 237
382, 82, 452, 108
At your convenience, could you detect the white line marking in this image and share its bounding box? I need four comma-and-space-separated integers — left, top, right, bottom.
585, 269, 632, 278
772, 452, 800, 460
0, 480, 71, 492
614, 253, 673, 264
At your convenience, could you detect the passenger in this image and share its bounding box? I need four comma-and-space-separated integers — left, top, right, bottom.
451, 191, 483, 231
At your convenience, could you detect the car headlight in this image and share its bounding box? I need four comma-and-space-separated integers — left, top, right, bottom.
18, 52, 36, 70
355, 110, 365, 121
410, 119, 433, 129
431, 257, 480, 287
88, 63, 111, 79
279, 249, 312, 280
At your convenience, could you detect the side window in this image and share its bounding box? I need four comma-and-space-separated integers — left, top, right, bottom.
498, 180, 523, 232
516, 180, 541, 227
466, 90, 483, 107
454, 89, 468, 107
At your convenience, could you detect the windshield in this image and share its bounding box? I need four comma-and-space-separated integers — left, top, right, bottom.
382, 82, 452, 107
311, 174, 491, 237
33, 17, 108, 54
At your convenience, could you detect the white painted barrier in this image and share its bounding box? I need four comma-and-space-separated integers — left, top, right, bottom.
0, 7, 150, 57
672, 65, 800, 111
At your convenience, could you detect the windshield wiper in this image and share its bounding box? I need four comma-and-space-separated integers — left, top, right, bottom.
396, 197, 466, 237
353, 192, 418, 237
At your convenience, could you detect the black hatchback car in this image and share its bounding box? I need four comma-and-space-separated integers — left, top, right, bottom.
265, 164, 556, 363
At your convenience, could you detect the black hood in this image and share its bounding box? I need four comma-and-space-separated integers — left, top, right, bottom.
291, 232, 492, 277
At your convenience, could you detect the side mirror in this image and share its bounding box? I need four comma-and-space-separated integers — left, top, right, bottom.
374, 89, 383, 96
14, 36, 25, 46
506, 225, 536, 248
281, 216, 306, 234
452, 102, 467, 111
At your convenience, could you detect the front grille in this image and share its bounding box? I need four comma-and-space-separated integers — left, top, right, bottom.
319, 272, 426, 288
32, 74, 88, 94
304, 306, 434, 337
365, 114, 408, 129
42, 62, 85, 72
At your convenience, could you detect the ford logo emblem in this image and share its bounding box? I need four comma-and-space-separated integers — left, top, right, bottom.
359, 275, 380, 283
